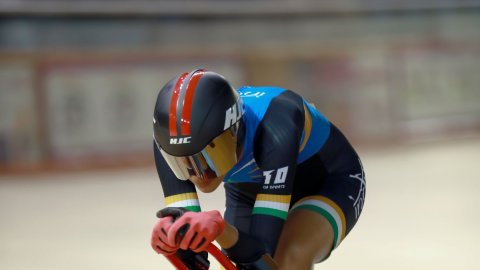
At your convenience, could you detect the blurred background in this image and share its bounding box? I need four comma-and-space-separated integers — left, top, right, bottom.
1, 0, 479, 269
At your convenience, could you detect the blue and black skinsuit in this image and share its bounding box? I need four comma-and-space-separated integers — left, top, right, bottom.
154, 86, 366, 264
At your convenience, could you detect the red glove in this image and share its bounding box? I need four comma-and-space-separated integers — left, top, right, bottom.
167, 210, 225, 253
151, 215, 179, 255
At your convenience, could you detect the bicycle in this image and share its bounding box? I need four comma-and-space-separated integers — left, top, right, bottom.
166, 243, 237, 270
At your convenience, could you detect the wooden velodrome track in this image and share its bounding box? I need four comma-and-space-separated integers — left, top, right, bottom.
1, 137, 479, 270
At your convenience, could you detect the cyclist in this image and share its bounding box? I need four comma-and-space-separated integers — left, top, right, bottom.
150, 69, 366, 270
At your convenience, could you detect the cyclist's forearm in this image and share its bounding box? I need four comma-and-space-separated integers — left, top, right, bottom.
216, 222, 278, 269
215, 222, 239, 249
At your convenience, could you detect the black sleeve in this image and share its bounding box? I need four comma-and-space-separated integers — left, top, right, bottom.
253, 90, 305, 171
153, 141, 200, 211
250, 90, 305, 255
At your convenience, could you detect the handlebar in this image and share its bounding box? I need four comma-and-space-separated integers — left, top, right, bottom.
159, 207, 277, 270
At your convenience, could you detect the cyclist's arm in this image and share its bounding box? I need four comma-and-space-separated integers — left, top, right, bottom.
222, 90, 305, 261
153, 142, 201, 212
250, 90, 304, 254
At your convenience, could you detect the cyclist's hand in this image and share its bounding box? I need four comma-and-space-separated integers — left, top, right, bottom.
151, 215, 179, 255
168, 210, 225, 253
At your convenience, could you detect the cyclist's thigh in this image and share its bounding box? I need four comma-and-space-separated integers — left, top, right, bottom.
291, 154, 366, 253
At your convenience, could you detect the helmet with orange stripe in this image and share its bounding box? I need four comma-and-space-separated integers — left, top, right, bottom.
153, 69, 245, 181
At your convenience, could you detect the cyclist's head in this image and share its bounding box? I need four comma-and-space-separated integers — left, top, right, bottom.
153, 69, 245, 181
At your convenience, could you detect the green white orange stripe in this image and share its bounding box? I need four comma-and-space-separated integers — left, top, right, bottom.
164, 192, 201, 212
253, 194, 291, 220
291, 195, 346, 249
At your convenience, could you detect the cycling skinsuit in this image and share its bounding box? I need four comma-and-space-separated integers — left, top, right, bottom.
154, 86, 366, 262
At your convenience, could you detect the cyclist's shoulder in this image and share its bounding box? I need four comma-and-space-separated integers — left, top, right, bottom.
239, 86, 306, 115
238, 86, 288, 102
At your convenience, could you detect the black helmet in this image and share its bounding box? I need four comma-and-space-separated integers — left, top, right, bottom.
153, 69, 244, 180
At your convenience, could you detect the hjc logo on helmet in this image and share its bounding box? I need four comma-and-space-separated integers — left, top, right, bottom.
224, 100, 244, 130
169, 137, 192, 144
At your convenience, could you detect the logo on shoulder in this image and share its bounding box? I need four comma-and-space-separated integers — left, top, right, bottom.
170, 137, 191, 144
239, 91, 266, 98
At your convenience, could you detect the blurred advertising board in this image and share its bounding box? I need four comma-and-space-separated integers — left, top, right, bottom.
390, 43, 480, 141
0, 60, 40, 165
39, 55, 244, 168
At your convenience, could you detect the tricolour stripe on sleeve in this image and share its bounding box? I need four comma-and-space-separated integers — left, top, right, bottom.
253, 194, 291, 220
164, 192, 201, 212
290, 195, 346, 249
